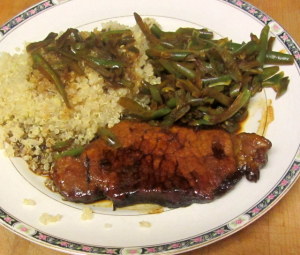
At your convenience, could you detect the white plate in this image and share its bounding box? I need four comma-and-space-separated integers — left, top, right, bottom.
1, 0, 300, 254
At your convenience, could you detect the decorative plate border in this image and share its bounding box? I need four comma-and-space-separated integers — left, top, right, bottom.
0, 0, 54, 37
0, 0, 300, 254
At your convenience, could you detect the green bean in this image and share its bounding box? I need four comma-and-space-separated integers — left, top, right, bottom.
262, 71, 284, 86
176, 79, 201, 97
262, 71, 289, 98
227, 42, 241, 51
52, 139, 74, 151
97, 127, 121, 148
60, 56, 84, 75
150, 24, 164, 38
26, 32, 58, 53
148, 84, 163, 104
259, 66, 280, 81
132, 15, 294, 130
54, 146, 84, 159
59, 49, 118, 76
101, 29, 132, 43
146, 48, 192, 61
202, 87, 233, 106
176, 27, 214, 39
159, 59, 179, 76
267, 36, 276, 51
171, 62, 196, 79
238, 60, 261, 72
86, 56, 123, 69
82, 57, 115, 78
134, 12, 160, 45
56, 28, 82, 49
119, 97, 170, 120
187, 98, 206, 106
202, 75, 232, 87
205, 89, 251, 124
197, 106, 224, 115
118, 97, 148, 116
118, 79, 135, 89
228, 42, 294, 64
265, 51, 294, 65
250, 76, 262, 96
161, 105, 190, 127
229, 83, 242, 97
276, 76, 289, 98
151, 107, 172, 119
228, 41, 259, 56
57, 49, 82, 61
102, 29, 131, 36
166, 98, 177, 108
188, 119, 212, 126
32, 53, 70, 108
216, 45, 242, 82
232, 40, 258, 56
256, 25, 270, 65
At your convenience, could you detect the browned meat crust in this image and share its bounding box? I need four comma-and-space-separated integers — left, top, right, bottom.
51, 121, 271, 208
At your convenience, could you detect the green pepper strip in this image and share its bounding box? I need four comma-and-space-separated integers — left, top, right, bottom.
32, 53, 70, 108
205, 89, 251, 124
256, 25, 270, 65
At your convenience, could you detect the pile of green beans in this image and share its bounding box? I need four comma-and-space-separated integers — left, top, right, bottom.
26, 28, 139, 108
119, 13, 294, 132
